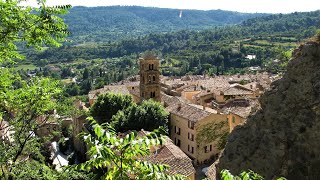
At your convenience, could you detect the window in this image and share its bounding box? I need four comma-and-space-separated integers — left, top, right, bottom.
151, 64, 154, 70
188, 145, 194, 154
150, 91, 156, 98
175, 138, 181, 147
204, 145, 212, 153
153, 75, 156, 82
232, 116, 236, 123
174, 126, 181, 135
148, 76, 151, 83
188, 121, 194, 130
188, 132, 194, 141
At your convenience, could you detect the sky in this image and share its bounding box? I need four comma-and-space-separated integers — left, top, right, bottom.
23, 0, 319, 14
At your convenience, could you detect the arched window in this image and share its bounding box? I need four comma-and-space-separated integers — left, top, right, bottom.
148, 76, 151, 83
153, 76, 156, 82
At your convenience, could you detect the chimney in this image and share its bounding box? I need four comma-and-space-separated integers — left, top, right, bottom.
177, 103, 182, 111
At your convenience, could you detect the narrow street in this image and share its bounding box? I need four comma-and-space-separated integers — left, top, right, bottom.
51, 141, 69, 171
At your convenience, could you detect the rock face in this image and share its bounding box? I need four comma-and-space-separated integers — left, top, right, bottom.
209, 41, 320, 180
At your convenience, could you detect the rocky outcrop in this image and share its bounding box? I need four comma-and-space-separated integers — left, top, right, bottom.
208, 41, 320, 180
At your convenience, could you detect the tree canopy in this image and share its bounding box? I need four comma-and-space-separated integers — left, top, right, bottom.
0, 0, 70, 63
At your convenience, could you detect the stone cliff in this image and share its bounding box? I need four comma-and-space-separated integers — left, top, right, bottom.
208, 40, 320, 180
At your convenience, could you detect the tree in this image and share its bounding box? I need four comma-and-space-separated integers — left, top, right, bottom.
75, 117, 183, 179
111, 99, 169, 133
0, 0, 70, 63
316, 29, 320, 42
0, 0, 71, 177
83, 68, 90, 80
220, 169, 286, 180
90, 93, 133, 124
221, 170, 263, 180
0, 69, 61, 177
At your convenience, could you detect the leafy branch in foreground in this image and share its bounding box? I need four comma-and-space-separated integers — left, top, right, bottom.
0, 0, 71, 63
75, 117, 184, 179
0, 69, 61, 178
221, 169, 286, 180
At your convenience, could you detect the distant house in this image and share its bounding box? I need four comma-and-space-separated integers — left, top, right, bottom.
245, 54, 256, 60
0, 120, 13, 143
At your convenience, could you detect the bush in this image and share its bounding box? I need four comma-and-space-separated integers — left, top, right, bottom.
317, 29, 320, 42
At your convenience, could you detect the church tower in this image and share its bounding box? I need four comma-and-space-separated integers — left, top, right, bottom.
139, 53, 161, 102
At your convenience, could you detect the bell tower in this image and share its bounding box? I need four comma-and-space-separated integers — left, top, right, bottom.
139, 53, 161, 102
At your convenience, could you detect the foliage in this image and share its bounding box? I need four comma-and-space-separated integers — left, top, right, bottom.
75, 117, 183, 179
196, 120, 229, 147
9, 160, 92, 180
28, 10, 320, 77
111, 99, 169, 133
221, 169, 286, 180
0, 0, 71, 63
90, 93, 134, 124
0, 69, 61, 177
63, 6, 266, 44
316, 29, 320, 42
221, 169, 263, 180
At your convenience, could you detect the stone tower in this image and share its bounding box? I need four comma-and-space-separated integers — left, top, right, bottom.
139, 53, 161, 102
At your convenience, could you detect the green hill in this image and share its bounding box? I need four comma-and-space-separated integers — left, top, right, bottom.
64, 6, 266, 43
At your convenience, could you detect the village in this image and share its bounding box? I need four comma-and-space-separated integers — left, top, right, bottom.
0, 54, 278, 179
77, 54, 277, 178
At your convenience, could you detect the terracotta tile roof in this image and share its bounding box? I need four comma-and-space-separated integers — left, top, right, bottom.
222, 99, 259, 118
129, 87, 140, 97
224, 106, 252, 118
166, 101, 213, 122
88, 85, 130, 100
119, 130, 195, 177
223, 84, 254, 96
146, 137, 195, 177
161, 93, 181, 108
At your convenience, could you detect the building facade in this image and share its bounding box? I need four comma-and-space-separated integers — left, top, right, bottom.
167, 102, 229, 165
139, 54, 161, 102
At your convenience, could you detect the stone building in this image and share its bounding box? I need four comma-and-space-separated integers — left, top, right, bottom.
139, 53, 161, 102
163, 94, 229, 165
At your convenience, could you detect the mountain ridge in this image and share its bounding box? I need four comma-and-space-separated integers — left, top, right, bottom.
63, 6, 267, 43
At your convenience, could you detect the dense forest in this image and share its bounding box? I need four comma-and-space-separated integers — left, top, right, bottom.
63, 6, 266, 43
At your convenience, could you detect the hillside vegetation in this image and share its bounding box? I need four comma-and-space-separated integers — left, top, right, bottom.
27, 11, 320, 70
64, 6, 266, 43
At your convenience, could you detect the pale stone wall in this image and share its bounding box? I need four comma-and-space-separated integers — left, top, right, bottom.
227, 113, 245, 132
195, 114, 228, 164
36, 123, 60, 138
170, 113, 229, 164
181, 91, 201, 103
170, 114, 197, 160
139, 58, 161, 102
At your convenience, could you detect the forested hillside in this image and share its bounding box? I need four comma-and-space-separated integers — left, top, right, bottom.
64, 6, 266, 43
28, 10, 320, 73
